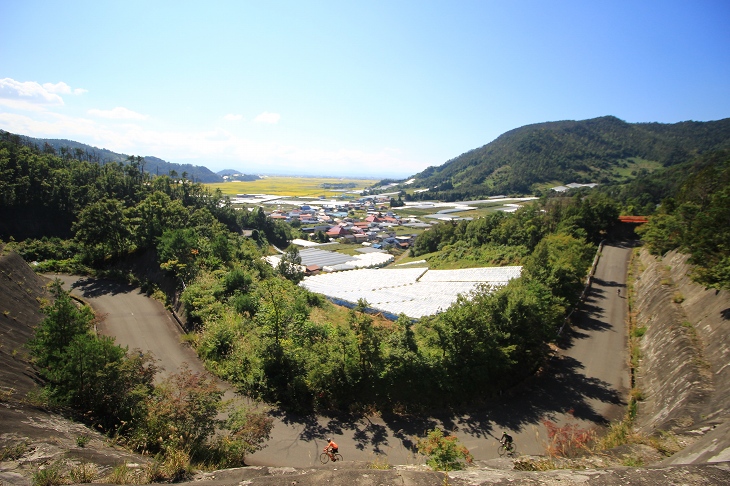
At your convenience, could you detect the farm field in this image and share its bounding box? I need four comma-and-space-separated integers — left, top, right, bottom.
392, 200, 530, 220
205, 176, 380, 198
301, 266, 522, 319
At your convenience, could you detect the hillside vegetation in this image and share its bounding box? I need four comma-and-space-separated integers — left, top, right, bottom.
3, 124, 730, 418
0, 128, 616, 414
407, 116, 730, 200
3, 122, 730, 482
15, 132, 223, 182
636, 150, 730, 290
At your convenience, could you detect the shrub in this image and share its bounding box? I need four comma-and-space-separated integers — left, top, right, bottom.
32, 461, 65, 486
542, 416, 595, 458
367, 454, 391, 470
0, 386, 14, 402
105, 464, 136, 485
417, 428, 473, 471
68, 462, 98, 483
160, 448, 193, 482
142, 449, 193, 482
75, 436, 90, 447
127, 366, 223, 456
0, 441, 29, 461
631, 326, 647, 338
214, 406, 274, 467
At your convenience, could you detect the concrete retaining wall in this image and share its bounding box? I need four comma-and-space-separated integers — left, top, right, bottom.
634, 249, 730, 464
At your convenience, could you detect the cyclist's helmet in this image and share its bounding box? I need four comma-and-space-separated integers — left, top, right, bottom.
327, 438, 332, 442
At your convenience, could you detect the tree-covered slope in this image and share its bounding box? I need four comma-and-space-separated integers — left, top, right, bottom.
16, 133, 223, 183
411, 116, 730, 199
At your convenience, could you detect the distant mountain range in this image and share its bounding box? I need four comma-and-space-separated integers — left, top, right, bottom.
12, 116, 730, 193
15, 135, 260, 183
408, 116, 730, 199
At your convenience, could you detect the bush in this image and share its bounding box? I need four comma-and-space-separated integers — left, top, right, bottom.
105, 464, 137, 485
143, 448, 193, 482
631, 326, 647, 338
75, 436, 90, 447
542, 416, 595, 458
68, 462, 98, 483
215, 406, 274, 467
32, 461, 65, 486
0, 441, 29, 461
128, 366, 223, 456
417, 428, 473, 471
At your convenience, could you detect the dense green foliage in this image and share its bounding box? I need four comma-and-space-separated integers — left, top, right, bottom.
18, 133, 223, 182
176, 194, 611, 412
410, 116, 730, 199
28, 281, 155, 431
1, 128, 622, 413
637, 151, 730, 290
28, 281, 273, 467
13, 127, 729, 414
0, 130, 292, 256
411, 193, 617, 259
417, 428, 473, 471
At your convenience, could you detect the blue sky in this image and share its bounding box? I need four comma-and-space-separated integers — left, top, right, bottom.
1, 1, 728, 178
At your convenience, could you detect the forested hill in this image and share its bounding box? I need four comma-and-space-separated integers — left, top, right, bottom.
15, 133, 223, 183
411, 116, 730, 200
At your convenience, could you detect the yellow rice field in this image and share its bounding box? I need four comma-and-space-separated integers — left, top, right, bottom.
205, 176, 380, 198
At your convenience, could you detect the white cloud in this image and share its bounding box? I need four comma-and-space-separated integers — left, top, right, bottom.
0, 78, 65, 109
254, 111, 281, 124
223, 113, 243, 121
41, 82, 87, 95
88, 107, 148, 120
0, 109, 419, 177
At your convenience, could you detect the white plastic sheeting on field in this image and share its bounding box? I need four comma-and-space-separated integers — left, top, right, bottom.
267, 250, 394, 272
300, 266, 522, 319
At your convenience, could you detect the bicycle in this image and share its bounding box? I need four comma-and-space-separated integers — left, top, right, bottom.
497, 441, 517, 457
320, 451, 343, 464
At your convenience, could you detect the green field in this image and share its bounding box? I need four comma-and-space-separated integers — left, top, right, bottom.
205, 176, 380, 198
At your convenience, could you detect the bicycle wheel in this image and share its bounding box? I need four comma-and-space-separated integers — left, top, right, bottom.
497, 444, 507, 457
507, 443, 517, 456
333, 453, 343, 462
319, 452, 330, 464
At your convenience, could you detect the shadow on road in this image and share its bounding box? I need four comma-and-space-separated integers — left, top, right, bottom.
263, 244, 628, 456
67, 276, 139, 298
268, 348, 623, 454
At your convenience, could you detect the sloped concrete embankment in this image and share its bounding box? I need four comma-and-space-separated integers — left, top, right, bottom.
633, 249, 730, 464
0, 249, 47, 396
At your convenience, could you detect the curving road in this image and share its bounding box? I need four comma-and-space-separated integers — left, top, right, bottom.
47, 241, 631, 466
49, 275, 206, 381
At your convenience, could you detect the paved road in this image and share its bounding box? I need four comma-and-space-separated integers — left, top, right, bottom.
49, 275, 205, 380
46, 242, 631, 466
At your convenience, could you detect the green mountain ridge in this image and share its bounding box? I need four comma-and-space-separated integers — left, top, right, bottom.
16, 134, 224, 183
410, 116, 730, 199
